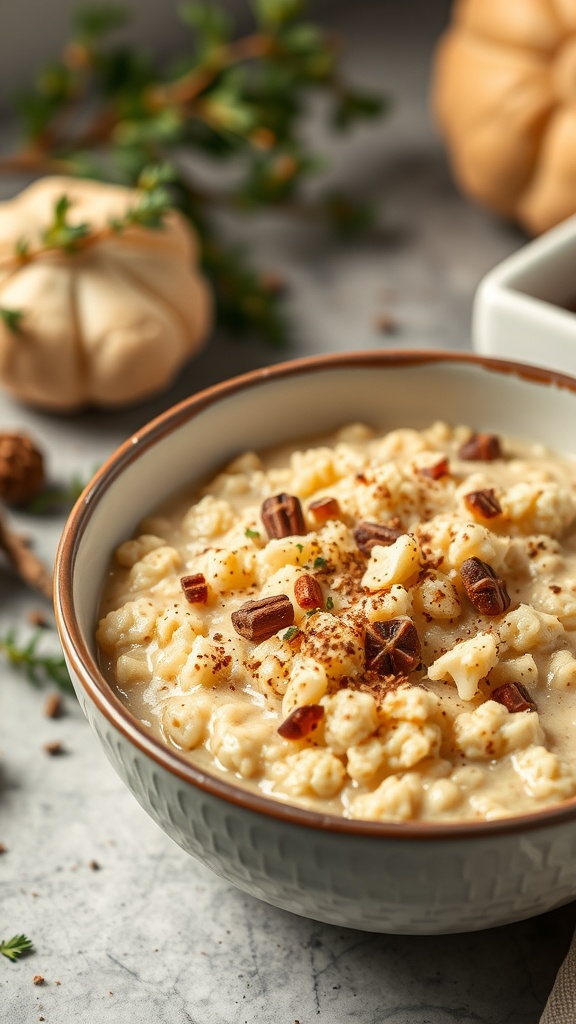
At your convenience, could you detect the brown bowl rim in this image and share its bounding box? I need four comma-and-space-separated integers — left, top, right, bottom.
55, 348, 576, 841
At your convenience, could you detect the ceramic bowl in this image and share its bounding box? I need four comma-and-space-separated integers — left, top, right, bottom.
55, 351, 576, 935
473, 214, 576, 376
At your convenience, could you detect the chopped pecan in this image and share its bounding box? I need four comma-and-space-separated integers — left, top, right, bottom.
365, 616, 421, 676
460, 557, 510, 615
180, 572, 208, 604
458, 433, 502, 461
231, 594, 294, 641
492, 682, 536, 714
308, 496, 341, 525
354, 520, 405, 556
420, 457, 449, 480
294, 574, 323, 610
261, 493, 306, 539
277, 703, 325, 740
464, 488, 502, 519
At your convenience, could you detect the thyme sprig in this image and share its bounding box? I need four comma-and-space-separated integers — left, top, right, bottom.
0, 629, 74, 693
1, 0, 386, 343
0, 935, 34, 963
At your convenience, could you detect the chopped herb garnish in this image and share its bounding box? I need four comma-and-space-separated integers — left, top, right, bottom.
0, 934, 33, 963
244, 527, 260, 540
326, 595, 334, 610
0, 307, 24, 334
313, 556, 327, 570
296, 543, 304, 553
27, 467, 99, 514
305, 607, 321, 618
282, 626, 299, 641
0, 629, 74, 693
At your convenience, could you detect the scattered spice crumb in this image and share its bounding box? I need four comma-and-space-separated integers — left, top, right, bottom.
43, 740, 65, 756
28, 609, 49, 629
39, 1017, 45, 1021
43, 692, 62, 719
88, 860, 100, 871
373, 312, 399, 335
0, 842, 7, 854
55, 980, 61, 985
33, 975, 44, 986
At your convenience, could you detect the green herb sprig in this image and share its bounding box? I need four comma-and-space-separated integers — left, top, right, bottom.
1, 1, 386, 344
0, 935, 34, 963
0, 629, 74, 693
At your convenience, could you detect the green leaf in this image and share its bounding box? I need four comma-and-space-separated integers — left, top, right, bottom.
73, 4, 129, 41
326, 595, 334, 611
0, 935, 34, 963
252, 0, 305, 29
0, 629, 74, 693
179, 2, 232, 53
245, 527, 260, 540
40, 194, 91, 252
324, 192, 375, 240
0, 308, 24, 334
282, 626, 299, 641
332, 89, 386, 131
313, 556, 327, 570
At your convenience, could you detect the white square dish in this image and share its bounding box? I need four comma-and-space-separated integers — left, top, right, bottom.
473, 215, 576, 376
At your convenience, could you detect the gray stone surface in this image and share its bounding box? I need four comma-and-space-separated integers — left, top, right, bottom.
1, 1, 573, 1022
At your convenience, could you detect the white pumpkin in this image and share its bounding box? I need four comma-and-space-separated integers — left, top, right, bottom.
0, 177, 212, 410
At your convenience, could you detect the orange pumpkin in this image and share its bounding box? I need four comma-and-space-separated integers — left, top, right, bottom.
433, 0, 576, 234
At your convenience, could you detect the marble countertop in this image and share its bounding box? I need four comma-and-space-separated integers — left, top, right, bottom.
2, 2, 574, 1022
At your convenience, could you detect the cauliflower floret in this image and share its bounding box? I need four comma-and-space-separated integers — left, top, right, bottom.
547, 649, 576, 690
378, 719, 442, 771
300, 612, 363, 683
512, 746, 576, 801
488, 654, 538, 690
116, 534, 166, 569
425, 779, 462, 814
346, 736, 388, 785
252, 634, 294, 698
412, 571, 461, 620
448, 523, 508, 572
257, 534, 319, 578
454, 700, 544, 760
184, 495, 235, 538
203, 546, 256, 594
289, 446, 340, 496
381, 683, 443, 724
211, 705, 274, 778
501, 482, 576, 536
155, 620, 197, 682
115, 652, 151, 687
351, 772, 423, 822
322, 689, 379, 754
282, 656, 328, 715
428, 632, 498, 700
161, 692, 212, 750
363, 585, 412, 622
129, 546, 182, 591
179, 634, 233, 690
271, 748, 346, 799
97, 598, 158, 653
498, 605, 564, 654
361, 534, 422, 592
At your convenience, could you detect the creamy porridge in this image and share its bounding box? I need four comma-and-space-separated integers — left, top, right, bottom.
96, 422, 576, 823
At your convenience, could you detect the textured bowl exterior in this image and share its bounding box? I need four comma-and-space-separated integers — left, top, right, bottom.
56, 352, 576, 934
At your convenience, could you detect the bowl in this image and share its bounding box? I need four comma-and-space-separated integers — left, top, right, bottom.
55, 350, 576, 935
473, 214, 576, 376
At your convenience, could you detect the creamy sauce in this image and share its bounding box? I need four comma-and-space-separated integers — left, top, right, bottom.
97, 422, 576, 822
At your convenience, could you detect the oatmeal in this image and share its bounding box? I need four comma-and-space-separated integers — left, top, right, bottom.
96, 422, 576, 822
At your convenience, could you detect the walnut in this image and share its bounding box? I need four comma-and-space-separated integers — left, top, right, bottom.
0, 432, 45, 505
